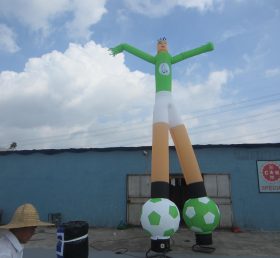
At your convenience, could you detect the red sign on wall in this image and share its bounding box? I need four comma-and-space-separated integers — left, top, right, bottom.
257, 161, 280, 192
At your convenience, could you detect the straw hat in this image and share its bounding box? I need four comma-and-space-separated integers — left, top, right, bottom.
0, 203, 54, 229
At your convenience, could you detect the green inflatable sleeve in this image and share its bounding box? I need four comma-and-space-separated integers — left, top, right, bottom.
109, 43, 155, 64
171, 42, 214, 64
109, 44, 124, 56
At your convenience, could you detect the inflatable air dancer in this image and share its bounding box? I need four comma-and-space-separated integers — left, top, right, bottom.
110, 38, 220, 255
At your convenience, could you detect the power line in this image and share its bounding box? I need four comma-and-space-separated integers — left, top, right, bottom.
189, 92, 280, 116
189, 109, 280, 134
89, 109, 280, 147
190, 96, 280, 119
203, 128, 280, 145
2, 92, 280, 148
19, 107, 280, 148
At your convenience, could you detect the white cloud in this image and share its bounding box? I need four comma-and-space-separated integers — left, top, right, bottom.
124, 0, 224, 17
65, 0, 107, 40
232, 34, 271, 78
184, 63, 201, 77
174, 69, 231, 115
206, 102, 280, 144
1, 40, 277, 149
124, 0, 173, 17
265, 67, 280, 78
176, 0, 221, 11
0, 41, 154, 149
219, 27, 246, 43
2, 38, 277, 148
0, 0, 69, 36
0, 41, 231, 149
0, 0, 107, 39
0, 24, 20, 53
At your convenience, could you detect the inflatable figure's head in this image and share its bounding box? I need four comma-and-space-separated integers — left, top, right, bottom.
157, 37, 168, 53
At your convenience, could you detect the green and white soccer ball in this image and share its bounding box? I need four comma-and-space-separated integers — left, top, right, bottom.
183, 197, 220, 234
140, 198, 180, 239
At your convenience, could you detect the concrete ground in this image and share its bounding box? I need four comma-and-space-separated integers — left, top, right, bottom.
20, 227, 280, 257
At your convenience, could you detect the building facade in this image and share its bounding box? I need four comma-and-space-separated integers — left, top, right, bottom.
0, 144, 279, 231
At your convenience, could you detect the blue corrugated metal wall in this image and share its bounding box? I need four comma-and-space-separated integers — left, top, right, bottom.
0, 144, 279, 231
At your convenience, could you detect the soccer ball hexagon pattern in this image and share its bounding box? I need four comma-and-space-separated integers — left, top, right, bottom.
183, 197, 220, 234
141, 198, 180, 239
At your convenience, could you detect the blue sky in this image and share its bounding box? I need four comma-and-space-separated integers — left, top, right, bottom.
0, 0, 279, 150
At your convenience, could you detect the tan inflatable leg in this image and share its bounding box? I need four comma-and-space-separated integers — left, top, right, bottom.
151, 122, 169, 183
170, 124, 203, 184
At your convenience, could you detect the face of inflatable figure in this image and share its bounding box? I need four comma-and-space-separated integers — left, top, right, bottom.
157, 39, 168, 53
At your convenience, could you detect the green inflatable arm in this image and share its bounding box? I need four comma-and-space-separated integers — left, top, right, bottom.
109, 43, 155, 64
171, 42, 214, 64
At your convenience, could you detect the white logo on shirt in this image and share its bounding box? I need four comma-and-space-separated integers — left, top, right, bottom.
159, 63, 170, 75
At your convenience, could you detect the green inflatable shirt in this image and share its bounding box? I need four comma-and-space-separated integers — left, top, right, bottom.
155, 51, 172, 92
109, 42, 214, 93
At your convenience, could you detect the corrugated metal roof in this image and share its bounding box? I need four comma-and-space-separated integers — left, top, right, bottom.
0, 143, 279, 155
